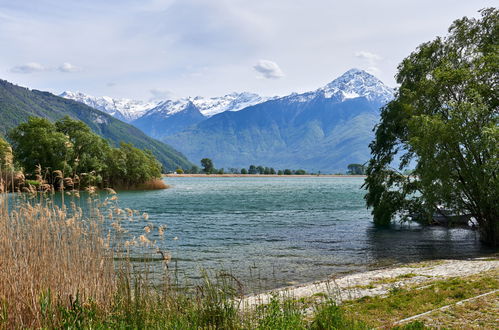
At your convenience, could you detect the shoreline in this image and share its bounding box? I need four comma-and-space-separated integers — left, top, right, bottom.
241, 257, 499, 308
164, 174, 366, 178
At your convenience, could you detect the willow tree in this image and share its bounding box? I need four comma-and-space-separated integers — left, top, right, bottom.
364, 8, 498, 246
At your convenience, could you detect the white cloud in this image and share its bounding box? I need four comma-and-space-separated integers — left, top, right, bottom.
355, 51, 382, 61
253, 59, 284, 79
149, 88, 173, 100
10, 62, 46, 73
355, 51, 382, 77
58, 62, 80, 72
10, 61, 80, 74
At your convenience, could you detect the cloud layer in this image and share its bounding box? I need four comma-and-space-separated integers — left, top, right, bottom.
253, 60, 284, 79
0, 0, 495, 98
10, 62, 80, 74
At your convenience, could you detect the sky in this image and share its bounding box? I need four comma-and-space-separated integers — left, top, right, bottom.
0, 0, 496, 100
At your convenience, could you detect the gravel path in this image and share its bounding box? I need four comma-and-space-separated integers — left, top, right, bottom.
240, 258, 499, 308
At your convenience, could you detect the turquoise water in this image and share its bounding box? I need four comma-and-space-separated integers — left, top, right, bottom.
113, 177, 493, 291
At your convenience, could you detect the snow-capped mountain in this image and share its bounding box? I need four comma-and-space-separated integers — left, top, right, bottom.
163, 69, 395, 172
60, 91, 267, 123
319, 68, 394, 104
282, 68, 394, 105
191, 92, 268, 117
60, 91, 157, 122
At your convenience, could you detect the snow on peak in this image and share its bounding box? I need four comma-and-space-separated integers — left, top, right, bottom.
60, 91, 158, 122
319, 68, 394, 103
190, 92, 266, 117
61, 90, 268, 121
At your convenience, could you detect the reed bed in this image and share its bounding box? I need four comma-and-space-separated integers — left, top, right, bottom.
0, 191, 115, 328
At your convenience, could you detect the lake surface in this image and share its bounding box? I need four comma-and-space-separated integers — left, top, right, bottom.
114, 177, 494, 291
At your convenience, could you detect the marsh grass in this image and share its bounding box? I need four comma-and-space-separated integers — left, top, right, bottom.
0, 190, 115, 328
113, 178, 169, 191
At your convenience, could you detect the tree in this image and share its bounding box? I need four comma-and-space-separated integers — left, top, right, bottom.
257, 165, 265, 174
283, 169, 292, 175
248, 165, 257, 174
55, 116, 110, 177
9, 117, 71, 179
347, 164, 366, 175
188, 165, 200, 174
295, 169, 306, 175
277, 170, 283, 175
240, 168, 248, 175
200, 158, 214, 174
364, 8, 499, 246
270, 167, 276, 175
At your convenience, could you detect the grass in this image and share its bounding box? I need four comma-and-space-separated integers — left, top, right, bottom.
341, 271, 498, 328
415, 291, 498, 328
0, 176, 497, 328
114, 178, 170, 190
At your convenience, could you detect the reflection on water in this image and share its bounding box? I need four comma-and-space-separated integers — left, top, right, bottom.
58, 177, 499, 291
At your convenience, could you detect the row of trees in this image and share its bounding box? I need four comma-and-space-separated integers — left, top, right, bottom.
189, 158, 308, 175
5, 116, 163, 189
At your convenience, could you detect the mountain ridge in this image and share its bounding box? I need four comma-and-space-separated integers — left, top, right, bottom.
162, 69, 394, 172
0, 79, 193, 171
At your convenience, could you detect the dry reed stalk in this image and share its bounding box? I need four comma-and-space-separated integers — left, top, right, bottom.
115, 178, 170, 191
0, 191, 116, 328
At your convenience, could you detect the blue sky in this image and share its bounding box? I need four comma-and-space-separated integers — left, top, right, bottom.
0, 0, 496, 100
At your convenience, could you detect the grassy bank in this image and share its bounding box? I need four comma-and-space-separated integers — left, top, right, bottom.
0, 191, 496, 328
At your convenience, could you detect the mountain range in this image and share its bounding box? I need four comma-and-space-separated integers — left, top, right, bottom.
0, 80, 193, 171
62, 69, 393, 172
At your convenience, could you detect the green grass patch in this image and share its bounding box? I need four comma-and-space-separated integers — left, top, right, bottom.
341, 270, 498, 328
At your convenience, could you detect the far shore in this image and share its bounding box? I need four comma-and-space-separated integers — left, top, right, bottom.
163, 173, 366, 178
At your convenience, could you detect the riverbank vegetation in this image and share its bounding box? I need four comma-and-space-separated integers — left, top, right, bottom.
2, 189, 496, 328
3, 116, 166, 191
188, 158, 308, 175
364, 8, 498, 246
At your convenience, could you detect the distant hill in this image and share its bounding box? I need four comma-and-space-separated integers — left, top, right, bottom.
162, 69, 394, 173
0, 79, 193, 171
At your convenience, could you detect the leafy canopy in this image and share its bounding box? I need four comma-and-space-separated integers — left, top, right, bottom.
364, 8, 498, 246
9, 116, 163, 188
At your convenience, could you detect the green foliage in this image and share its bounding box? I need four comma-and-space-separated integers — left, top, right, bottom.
249, 164, 257, 174
176, 168, 184, 174
284, 169, 292, 175
241, 168, 248, 174
364, 8, 499, 245
311, 299, 369, 330
201, 158, 214, 174
9, 117, 163, 189
255, 295, 306, 330
187, 165, 200, 174
0, 79, 193, 171
9, 117, 71, 178
347, 163, 366, 175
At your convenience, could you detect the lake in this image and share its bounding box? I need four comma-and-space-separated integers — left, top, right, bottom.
114, 177, 493, 291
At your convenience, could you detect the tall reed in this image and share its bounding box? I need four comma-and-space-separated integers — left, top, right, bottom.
0, 189, 115, 328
